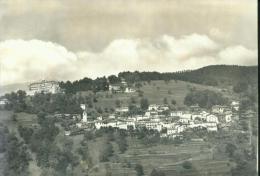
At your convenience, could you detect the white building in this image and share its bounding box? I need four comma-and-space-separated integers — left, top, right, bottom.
145, 111, 151, 117
82, 111, 88, 123
161, 122, 175, 129
109, 114, 116, 119
212, 105, 228, 114
80, 104, 88, 123
231, 101, 239, 106
181, 113, 192, 120
95, 121, 117, 129
128, 117, 137, 122
97, 116, 103, 121
125, 121, 135, 129
150, 117, 160, 122
188, 123, 206, 129
116, 122, 128, 130
179, 118, 190, 124
115, 107, 129, 113
205, 123, 218, 132
175, 125, 185, 133
231, 101, 239, 111
145, 122, 162, 131
167, 128, 176, 135
109, 84, 121, 92
136, 115, 149, 121
76, 123, 82, 128
192, 113, 203, 121
206, 114, 219, 123
148, 104, 159, 111
27, 80, 60, 95
80, 104, 86, 110
0, 98, 8, 105
150, 111, 159, 116
200, 111, 209, 119
125, 87, 136, 93
224, 111, 233, 123
157, 105, 169, 112
170, 111, 183, 117
121, 78, 127, 86
65, 131, 71, 136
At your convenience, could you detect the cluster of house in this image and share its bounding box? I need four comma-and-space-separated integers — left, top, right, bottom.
109, 78, 136, 93
63, 100, 240, 138
0, 98, 9, 108
56, 104, 89, 136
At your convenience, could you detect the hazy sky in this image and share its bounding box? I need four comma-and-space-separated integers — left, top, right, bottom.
0, 0, 258, 85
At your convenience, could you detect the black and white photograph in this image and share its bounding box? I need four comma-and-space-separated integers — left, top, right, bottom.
0, 0, 258, 176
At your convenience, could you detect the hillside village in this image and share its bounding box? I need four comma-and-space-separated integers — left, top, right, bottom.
60, 100, 240, 139
0, 68, 257, 176
0, 78, 246, 140
0, 0, 257, 175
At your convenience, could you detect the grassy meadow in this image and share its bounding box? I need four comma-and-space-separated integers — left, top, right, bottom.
79, 80, 234, 111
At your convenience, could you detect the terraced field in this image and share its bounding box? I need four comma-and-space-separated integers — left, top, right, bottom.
81, 135, 232, 176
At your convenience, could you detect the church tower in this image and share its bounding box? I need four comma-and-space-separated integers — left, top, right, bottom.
80, 104, 87, 123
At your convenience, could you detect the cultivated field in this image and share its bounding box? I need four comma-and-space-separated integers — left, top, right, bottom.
70, 135, 232, 176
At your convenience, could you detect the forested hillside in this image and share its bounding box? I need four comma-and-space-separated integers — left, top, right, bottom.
59, 65, 258, 94
119, 65, 258, 86
171, 65, 258, 86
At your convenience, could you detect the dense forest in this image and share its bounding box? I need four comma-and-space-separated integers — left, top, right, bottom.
118, 65, 258, 86
59, 65, 258, 94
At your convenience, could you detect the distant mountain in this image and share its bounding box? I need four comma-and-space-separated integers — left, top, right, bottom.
0, 82, 29, 96
117, 65, 258, 87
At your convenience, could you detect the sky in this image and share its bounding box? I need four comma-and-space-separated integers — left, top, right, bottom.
0, 0, 258, 85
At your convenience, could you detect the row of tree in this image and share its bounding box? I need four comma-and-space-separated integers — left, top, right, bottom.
17, 113, 83, 176
59, 77, 109, 94
4, 91, 82, 114
58, 65, 257, 94
184, 89, 229, 109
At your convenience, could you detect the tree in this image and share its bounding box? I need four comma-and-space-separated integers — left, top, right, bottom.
184, 90, 228, 109
233, 81, 248, 93
182, 161, 192, 169
77, 140, 89, 161
108, 75, 121, 84
93, 97, 98, 103
4, 90, 27, 112
135, 164, 144, 176
150, 168, 165, 176
140, 98, 149, 111
11, 114, 17, 122
163, 97, 168, 104
240, 98, 252, 112
130, 97, 136, 104
18, 125, 33, 144
4, 133, 31, 176
135, 82, 142, 89
128, 105, 142, 116
99, 142, 114, 162
115, 99, 121, 108
137, 90, 144, 97
83, 131, 94, 141
171, 99, 176, 105
225, 143, 237, 158
115, 131, 128, 153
